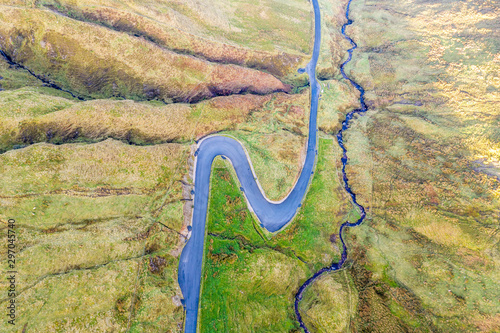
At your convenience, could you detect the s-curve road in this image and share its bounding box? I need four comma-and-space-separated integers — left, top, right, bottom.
178, 0, 322, 331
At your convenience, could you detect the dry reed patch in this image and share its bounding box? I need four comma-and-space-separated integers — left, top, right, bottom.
413, 221, 479, 250
473, 313, 500, 333
400, 115, 456, 139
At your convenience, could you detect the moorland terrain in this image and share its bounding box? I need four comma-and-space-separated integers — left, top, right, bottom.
0, 0, 498, 332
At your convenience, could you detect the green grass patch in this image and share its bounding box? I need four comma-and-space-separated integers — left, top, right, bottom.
199, 138, 353, 331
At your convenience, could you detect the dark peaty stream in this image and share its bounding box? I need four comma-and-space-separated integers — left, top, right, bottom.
294, 0, 368, 331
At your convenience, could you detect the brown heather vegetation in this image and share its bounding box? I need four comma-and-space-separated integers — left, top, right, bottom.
0, 87, 343, 179
316, 0, 500, 331
0, 5, 290, 102
0, 89, 276, 151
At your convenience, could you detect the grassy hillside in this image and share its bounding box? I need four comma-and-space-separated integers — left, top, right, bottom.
0, 0, 339, 331
0, 0, 497, 331
0, 139, 188, 331
199, 0, 500, 332
336, 0, 500, 331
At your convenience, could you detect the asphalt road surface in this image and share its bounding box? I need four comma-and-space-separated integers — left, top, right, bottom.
178, 0, 322, 331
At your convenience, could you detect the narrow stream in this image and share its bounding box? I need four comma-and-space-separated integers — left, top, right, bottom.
294, 0, 368, 331
0, 49, 85, 100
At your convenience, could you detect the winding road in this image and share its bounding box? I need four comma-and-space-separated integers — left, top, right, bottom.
178, 0, 320, 330
178, 0, 367, 331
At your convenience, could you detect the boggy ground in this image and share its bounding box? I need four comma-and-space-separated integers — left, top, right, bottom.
200, 138, 355, 332
308, 0, 499, 332
200, 0, 499, 332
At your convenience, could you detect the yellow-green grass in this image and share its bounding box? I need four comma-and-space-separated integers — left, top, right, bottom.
222, 0, 311, 53
0, 0, 496, 331
0, 57, 46, 91
0, 139, 186, 194
0, 87, 76, 118
0, 138, 188, 331
316, 0, 354, 79
128, 250, 185, 332
199, 138, 354, 331
10, 260, 139, 332
0, 87, 314, 201
342, 107, 499, 329
0, 87, 331, 156
334, 0, 500, 330
1, 238, 184, 332
0, 0, 357, 90
318, 79, 361, 134
0, 0, 355, 94
298, 270, 358, 333
0, 5, 288, 102
0, 55, 82, 101
221, 80, 358, 200
34, 0, 312, 56
0, 89, 273, 151
294, 0, 500, 330
223, 91, 309, 200
224, 130, 307, 201
0, 194, 184, 331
